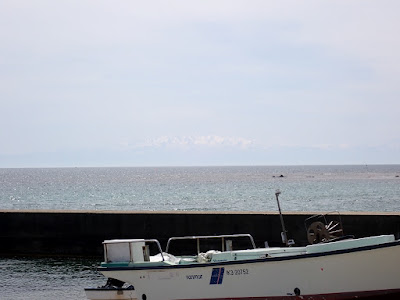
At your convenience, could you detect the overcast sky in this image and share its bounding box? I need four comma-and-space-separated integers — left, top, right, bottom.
1, 1, 399, 167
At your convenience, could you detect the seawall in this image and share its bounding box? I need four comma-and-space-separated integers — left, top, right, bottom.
1, 210, 399, 256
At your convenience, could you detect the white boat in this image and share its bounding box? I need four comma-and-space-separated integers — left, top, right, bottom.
94, 233, 400, 300
87, 193, 400, 299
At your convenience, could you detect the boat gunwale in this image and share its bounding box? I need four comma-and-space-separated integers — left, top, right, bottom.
98, 239, 400, 272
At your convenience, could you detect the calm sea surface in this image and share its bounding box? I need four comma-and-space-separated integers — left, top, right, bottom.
1, 165, 400, 299
1, 165, 400, 212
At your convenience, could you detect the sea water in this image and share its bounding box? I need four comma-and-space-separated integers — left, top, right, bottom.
1, 257, 104, 300
1, 165, 399, 299
1, 165, 400, 212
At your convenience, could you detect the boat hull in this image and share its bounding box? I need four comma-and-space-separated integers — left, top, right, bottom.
100, 241, 400, 300
84, 287, 137, 300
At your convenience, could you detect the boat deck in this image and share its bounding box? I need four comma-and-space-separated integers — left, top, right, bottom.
100, 234, 395, 268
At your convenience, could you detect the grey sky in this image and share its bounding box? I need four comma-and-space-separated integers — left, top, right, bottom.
1, 1, 399, 167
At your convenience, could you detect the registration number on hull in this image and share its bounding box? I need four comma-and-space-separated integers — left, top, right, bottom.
226, 268, 249, 276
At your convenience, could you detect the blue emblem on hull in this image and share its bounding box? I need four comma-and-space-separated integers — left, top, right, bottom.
210, 267, 224, 284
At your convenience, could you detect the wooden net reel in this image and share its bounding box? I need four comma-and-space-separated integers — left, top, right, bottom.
306, 218, 344, 244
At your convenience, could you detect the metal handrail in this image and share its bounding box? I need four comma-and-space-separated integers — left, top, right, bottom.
165, 233, 256, 253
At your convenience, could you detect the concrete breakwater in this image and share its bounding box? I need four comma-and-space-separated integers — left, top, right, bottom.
1, 210, 399, 256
